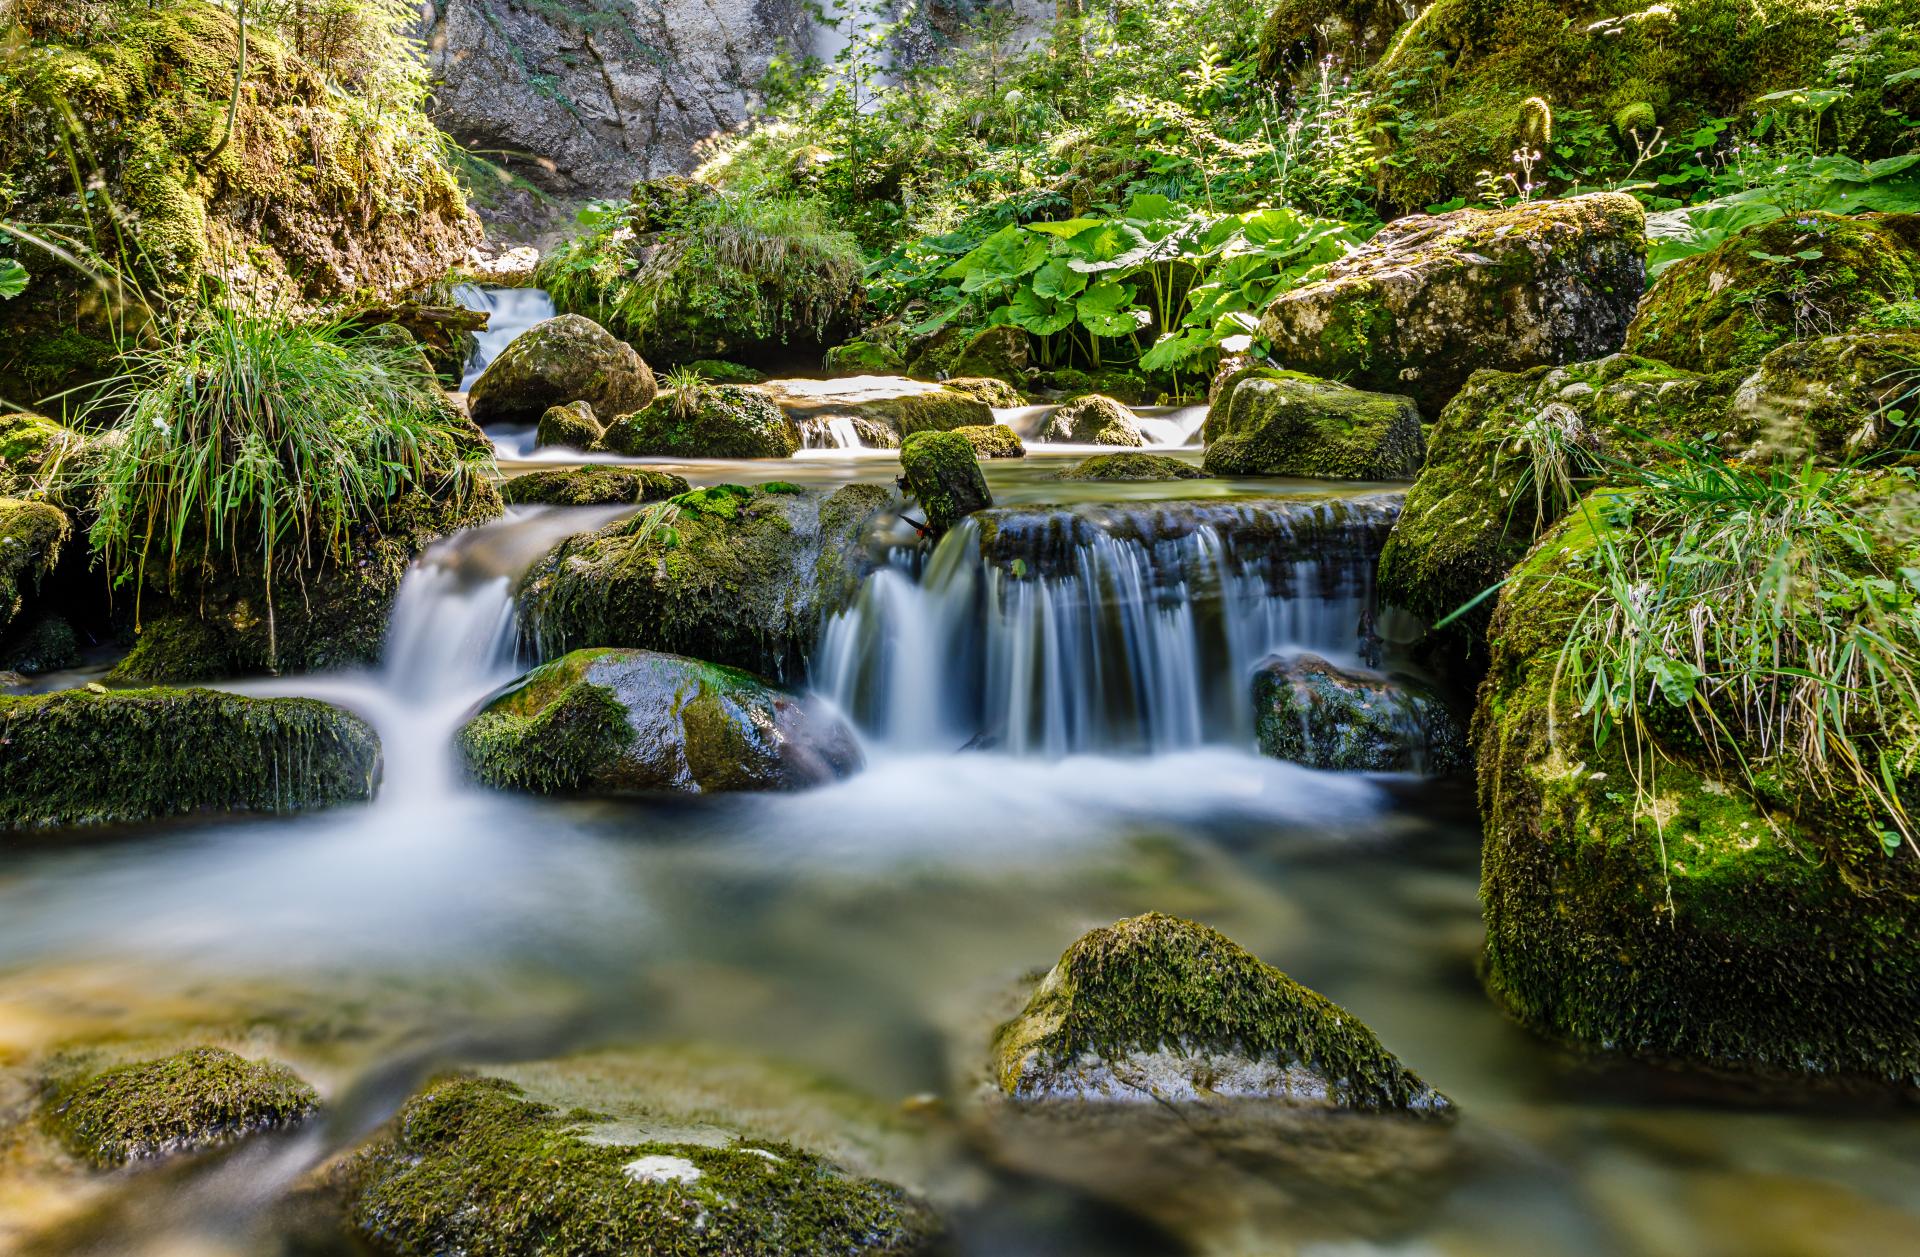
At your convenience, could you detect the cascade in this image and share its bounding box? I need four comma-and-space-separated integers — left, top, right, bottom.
455, 285, 558, 389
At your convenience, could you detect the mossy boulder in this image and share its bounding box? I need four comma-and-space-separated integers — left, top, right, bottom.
1730, 329, 1920, 461
1056, 453, 1206, 481
500, 467, 691, 508
900, 431, 992, 536
0, 687, 378, 829
1203, 371, 1425, 479
2, 614, 80, 675
761, 377, 993, 441
908, 324, 1029, 384
1253, 653, 1467, 773
518, 483, 890, 680
994, 912, 1449, 1110
459, 648, 861, 796
597, 384, 800, 459
467, 315, 656, 428
1044, 366, 1161, 406
944, 376, 1024, 408
1627, 214, 1920, 375
952, 423, 1025, 459
1259, 0, 1412, 78
823, 339, 907, 374
0, 412, 84, 496
1038, 395, 1146, 446
348, 1070, 939, 1256
0, 497, 70, 640
44, 1047, 318, 1168
1476, 495, 1920, 1085
535, 400, 604, 450
1259, 194, 1647, 414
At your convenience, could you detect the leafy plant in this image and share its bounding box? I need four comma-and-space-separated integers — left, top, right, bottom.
661, 364, 709, 423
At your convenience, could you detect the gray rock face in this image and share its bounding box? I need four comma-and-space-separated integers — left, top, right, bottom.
423, 0, 812, 207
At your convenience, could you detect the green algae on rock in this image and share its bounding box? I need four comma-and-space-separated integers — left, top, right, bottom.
1730, 330, 1920, 462
760, 378, 993, 443
0, 687, 380, 829
349, 1072, 939, 1257
0, 498, 70, 641
900, 431, 992, 536
44, 1047, 318, 1168
1254, 654, 1467, 773
0, 413, 84, 497
467, 315, 657, 428
943, 377, 1025, 408
952, 424, 1026, 459
1204, 371, 1426, 479
1056, 453, 1205, 482
823, 339, 908, 374
993, 912, 1450, 1111
1038, 395, 1146, 446
597, 384, 800, 459
459, 648, 862, 796
500, 467, 691, 508
535, 400, 605, 450
518, 483, 889, 680
1259, 194, 1647, 415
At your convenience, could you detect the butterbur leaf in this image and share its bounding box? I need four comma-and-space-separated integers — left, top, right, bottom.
1007, 287, 1075, 336
0, 259, 24, 300
1025, 217, 1106, 239
1075, 281, 1143, 337
946, 225, 1049, 289
1031, 257, 1088, 300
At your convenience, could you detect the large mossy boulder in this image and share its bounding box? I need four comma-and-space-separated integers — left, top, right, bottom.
994, 912, 1449, 1110
1730, 329, 1920, 461
1253, 654, 1467, 773
1476, 494, 1920, 1086
907, 324, 1030, 384
0, 687, 379, 829
467, 315, 656, 428
0, 412, 84, 497
597, 384, 800, 459
1037, 394, 1146, 446
518, 483, 889, 680
459, 648, 862, 796
1259, 0, 1412, 78
1056, 453, 1205, 482
900, 431, 991, 535
1203, 370, 1425, 478
348, 1069, 939, 1256
1259, 194, 1647, 414
0, 497, 70, 640
44, 1047, 318, 1168
822, 338, 907, 374
1628, 214, 1920, 375
500, 467, 690, 508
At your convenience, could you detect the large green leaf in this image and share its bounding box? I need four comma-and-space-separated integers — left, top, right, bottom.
1008, 286, 1076, 336
1123, 193, 1183, 223
0, 259, 25, 301
1025, 217, 1107, 239
945, 225, 1049, 291
1063, 221, 1152, 271
1075, 280, 1146, 337
1031, 257, 1088, 300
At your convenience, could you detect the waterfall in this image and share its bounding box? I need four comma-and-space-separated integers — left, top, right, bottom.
455, 285, 557, 389
815, 494, 1402, 755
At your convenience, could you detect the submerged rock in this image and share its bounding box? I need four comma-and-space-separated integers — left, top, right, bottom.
1259, 194, 1647, 414
1253, 654, 1467, 773
44, 1047, 318, 1168
500, 467, 690, 508
1038, 394, 1146, 446
1203, 370, 1425, 479
467, 314, 656, 427
598, 384, 801, 459
535, 400, 604, 450
518, 483, 890, 680
900, 431, 992, 536
459, 648, 861, 796
952, 424, 1025, 459
1055, 453, 1204, 482
0, 688, 378, 829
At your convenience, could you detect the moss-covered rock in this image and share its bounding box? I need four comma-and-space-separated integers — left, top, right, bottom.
908, 324, 1029, 384
44, 1046, 318, 1168
686, 359, 766, 384
459, 647, 862, 795
500, 467, 691, 508
1044, 366, 1162, 406
0, 411, 84, 496
535, 400, 604, 450
822, 339, 908, 374
952, 423, 1025, 459
1730, 329, 1920, 461
943, 376, 1024, 408
1056, 452, 1206, 481
1203, 371, 1426, 479
468, 314, 657, 428
1476, 495, 1920, 1085
348, 1072, 939, 1256
0, 497, 70, 640
1627, 213, 1920, 375
0, 687, 379, 828
761, 377, 993, 442
597, 384, 800, 459
900, 431, 992, 535
1260, 194, 1647, 414
518, 483, 889, 680
1, 614, 80, 675
994, 912, 1449, 1110
1038, 394, 1146, 446
1253, 653, 1467, 773
1259, 0, 1412, 79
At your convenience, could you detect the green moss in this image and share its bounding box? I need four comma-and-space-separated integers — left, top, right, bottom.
1056, 452, 1206, 481
469, 315, 656, 428
1627, 213, 1920, 374
500, 467, 691, 508
45, 1047, 318, 1168
0, 686, 380, 828
686, 359, 767, 384
1040, 394, 1146, 446
350, 1074, 937, 1257
458, 656, 636, 796
1202, 370, 1425, 479
952, 423, 1025, 459
944, 376, 1025, 408
1, 614, 81, 675
994, 913, 1449, 1112
535, 401, 604, 450
598, 385, 799, 459
882, 389, 996, 438
900, 430, 991, 534
0, 497, 71, 638
907, 324, 1029, 384
822, 339, 907, 374
0, 412, 82, 492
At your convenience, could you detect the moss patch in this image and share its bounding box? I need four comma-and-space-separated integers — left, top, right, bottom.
1039, 395, 1146, 446
536, 401, 605, 450
0, 497, 71, 639
45, 1046, 317, 1168
500, 467, 691, 508
952, 423, 1025, 459
598, 385, 800, 459
1203, 371, 1425, 479
900, 430, 992, 535
1056, 453, 1206, 481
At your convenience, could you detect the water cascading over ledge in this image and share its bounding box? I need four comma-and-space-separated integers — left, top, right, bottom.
815, 494, 1404, 755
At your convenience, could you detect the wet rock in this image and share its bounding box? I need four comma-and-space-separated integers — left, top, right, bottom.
1055, 453, 1204, 481
0, 497, 69, 641
519, 483, 890, 679
44, 1047, 317, 1168
1627, 212, 1920, 375
824, 339, 908, 374
535, 400, 604, 450
500, 467, 691, 508
0, 687, 380, 829
1253, 654, 1467, 773
1204, 370, 1425, 479
598, 383, 800, 459
1038, 395, 1146, 446
1, 613, 79, 675
1730, 329, 1920, 460
761, 377, 993, 441
908, 324, 1029, 384
952, 423, 1025, 459
467, 314, 657, 428
944, 376, 1025, 408
345, 302, 489, 386
900, 431, 992, 536
1259, 193, 1647, 414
